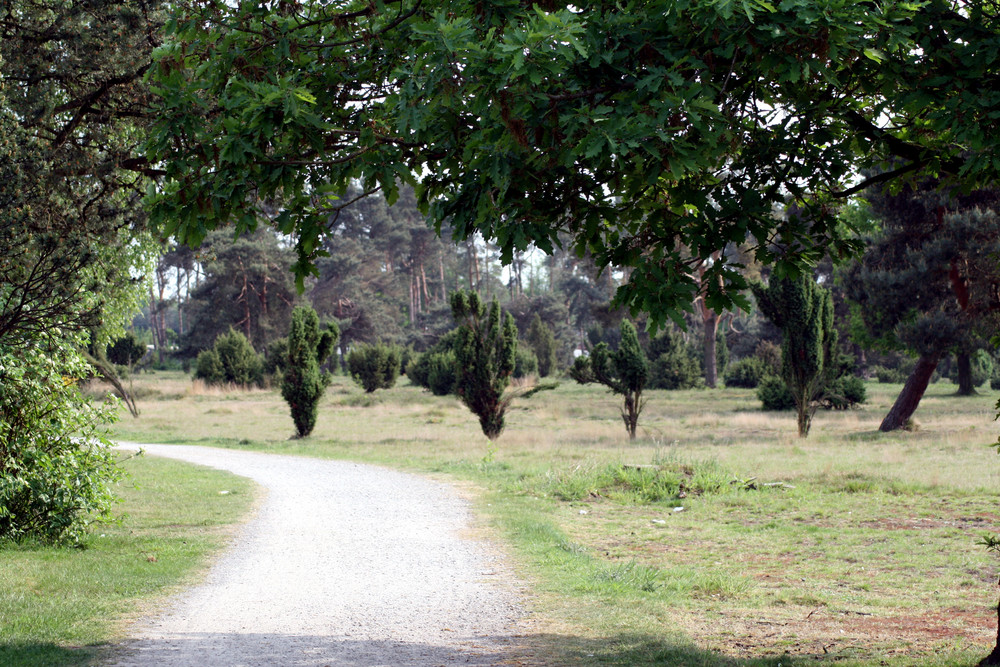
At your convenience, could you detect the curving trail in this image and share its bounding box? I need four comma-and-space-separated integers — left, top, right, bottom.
107, 444, 525, 667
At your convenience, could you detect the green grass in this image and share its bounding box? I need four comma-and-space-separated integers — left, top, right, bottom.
99, 371, 1000, 665
0, 454, 255, 667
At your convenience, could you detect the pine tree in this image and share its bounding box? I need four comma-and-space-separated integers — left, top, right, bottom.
281, 306, 339, 438
752, 274, 837, 437
591, 320, 649, 440
450, 291, 517, 440
844, 181, 1000, 431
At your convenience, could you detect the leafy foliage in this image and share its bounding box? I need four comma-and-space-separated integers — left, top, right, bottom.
146, 1, 1000, 328
281, 307, 339, 437
450, 291, 517, 440
194, 329, 264, 387
591, 320, 649, 439
1, 342, 122, 544
347, 343, 402, 393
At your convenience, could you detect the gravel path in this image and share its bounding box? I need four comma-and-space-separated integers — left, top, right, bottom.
108, 444, 525, 667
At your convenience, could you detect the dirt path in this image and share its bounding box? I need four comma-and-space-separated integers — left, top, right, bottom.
108, 444, 526, 666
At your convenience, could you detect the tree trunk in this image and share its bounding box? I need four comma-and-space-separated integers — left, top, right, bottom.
956, 351, 976, 395
703, 313, 719, 388
879, 352, 942, 431
980, 594, 1000, 666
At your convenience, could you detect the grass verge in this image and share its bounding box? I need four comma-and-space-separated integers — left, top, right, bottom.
0, 453, 255, 667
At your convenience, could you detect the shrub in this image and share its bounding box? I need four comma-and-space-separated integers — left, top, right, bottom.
824, 375, 868, 410
281, 306, 339, 437
106, 332, 146, 368
194, 347, 224, 384
263, 337, 289, 378
569, 355, 595, 384
526, 314, 559, 377
1, 341, 122, 544
646, 327, 702, 390
591, 320, 649, 439
872, 365, 907, 384
451, 291, 518, 440
347, 342, 402, 393
407, 330, 459, 394
194, 329, 263, 387
514, 347, 539, 379
754, 340, 782, 375
425, 352, 457, 396
724, 357, 771, 388
758, 375, 796, 411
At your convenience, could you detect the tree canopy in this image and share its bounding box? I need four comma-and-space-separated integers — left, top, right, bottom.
145, 0, 1000, 327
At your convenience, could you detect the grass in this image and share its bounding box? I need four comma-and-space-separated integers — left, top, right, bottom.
0, 453, 255, 667
96, 371, 1000, 665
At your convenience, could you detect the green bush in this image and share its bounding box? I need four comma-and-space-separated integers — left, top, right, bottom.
451, 291, 518, 440
648, 351, 703, 390
347, 342, 402, 393
281, 306, 339, 437
514, 347, 539, 379
1, 341, 122, 544
592, 320, 649, 439
194, 329, 263, 387
106, 332, 147, 368
646, 328, 702, 390
425, 352, 457, 396
825, 375, 868, 410
872, 365, 907, 384
526, 314, 559, 377
263, 337, 289, 378
194, 347, 224, 383
723, 357, 771, 388
569, 355, 595, 384
407, 330, 459, 392
757, 375, 796, 411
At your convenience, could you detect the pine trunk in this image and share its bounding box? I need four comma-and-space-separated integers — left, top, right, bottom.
956, 352, 976, 395
879, 352, 941, 431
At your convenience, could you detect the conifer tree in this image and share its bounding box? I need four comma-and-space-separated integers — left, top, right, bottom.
752, 274, 837, 437
450, 291, 517, 440
591, 320, 649, 440
526, 314, 559, 378
281, 306, 339, 438
844, 182, 1000, 431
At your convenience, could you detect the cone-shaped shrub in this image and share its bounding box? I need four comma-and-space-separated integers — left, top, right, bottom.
281, 306, 338, 437
450, 291, 517, 440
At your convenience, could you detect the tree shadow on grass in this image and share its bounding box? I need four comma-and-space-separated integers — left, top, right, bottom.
526, 631, 988, 666
0, 641, 99, 667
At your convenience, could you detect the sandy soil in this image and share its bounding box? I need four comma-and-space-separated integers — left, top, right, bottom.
106, 444, 527, 666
